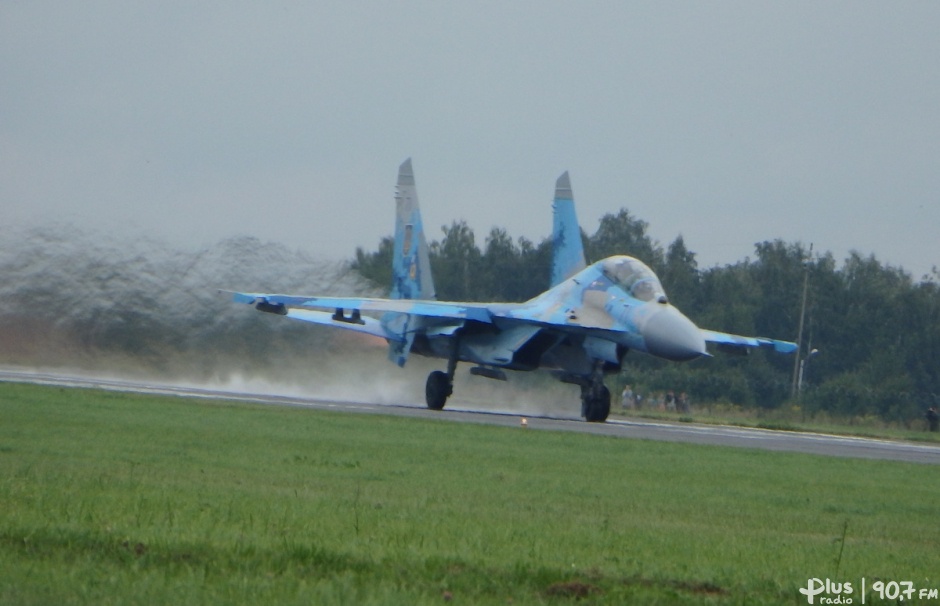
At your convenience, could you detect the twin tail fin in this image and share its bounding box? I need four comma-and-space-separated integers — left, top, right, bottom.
550, 171, 587, 286
391, 158, 436, 301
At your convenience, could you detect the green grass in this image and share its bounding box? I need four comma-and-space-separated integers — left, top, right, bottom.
1, 382, 938, 605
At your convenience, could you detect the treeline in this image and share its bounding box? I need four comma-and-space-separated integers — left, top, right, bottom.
353, 211, 940, 425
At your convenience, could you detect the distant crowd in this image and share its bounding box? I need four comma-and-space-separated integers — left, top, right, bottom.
620, 385, 690, 414
927, 407, 939, 432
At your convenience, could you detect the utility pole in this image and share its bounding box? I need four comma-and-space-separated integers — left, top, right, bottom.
790, 243, 813, 400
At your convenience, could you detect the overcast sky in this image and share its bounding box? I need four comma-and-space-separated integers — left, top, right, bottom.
2, 2, 938, 279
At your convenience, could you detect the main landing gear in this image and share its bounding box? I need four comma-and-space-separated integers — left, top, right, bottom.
425, 370, 452, 410
425, 337, 459, 411
425, 339, 611, 423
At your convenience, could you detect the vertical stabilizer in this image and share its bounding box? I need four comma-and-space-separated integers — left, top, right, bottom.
550, 171, 586, 286
386, 158, 435, 367
391, 158, 436, 301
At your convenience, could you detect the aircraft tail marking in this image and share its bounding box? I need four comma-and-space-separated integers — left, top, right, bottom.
550, 171, 587, 287
387, 158, 435, 366
391, 158, 436, 301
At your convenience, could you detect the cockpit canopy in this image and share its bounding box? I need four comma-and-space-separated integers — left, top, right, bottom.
601, 256, 668, 303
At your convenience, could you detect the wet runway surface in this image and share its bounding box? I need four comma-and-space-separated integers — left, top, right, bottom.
3, 368, 939, 465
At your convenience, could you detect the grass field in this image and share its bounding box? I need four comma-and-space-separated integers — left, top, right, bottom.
1, 382, 938, 605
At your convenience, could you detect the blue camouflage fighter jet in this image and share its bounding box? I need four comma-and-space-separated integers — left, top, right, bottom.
228, 159, 797, 422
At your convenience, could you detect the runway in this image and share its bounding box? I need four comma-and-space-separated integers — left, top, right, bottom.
2, 367, 939, 465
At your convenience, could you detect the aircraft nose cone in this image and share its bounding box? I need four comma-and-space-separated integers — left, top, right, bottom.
642, 306, 707, 361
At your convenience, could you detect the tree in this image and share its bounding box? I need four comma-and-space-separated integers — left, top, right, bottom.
352, 236, 394, 292
514, 236, 554, 300
478, 227, 527, 302
431, 220, 481, 301
662, 235, 700, 309
586, 209, 663, 270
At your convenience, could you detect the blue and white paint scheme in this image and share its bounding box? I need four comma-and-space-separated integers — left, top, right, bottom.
550, 171, 586, 287
227, 159, 797, 422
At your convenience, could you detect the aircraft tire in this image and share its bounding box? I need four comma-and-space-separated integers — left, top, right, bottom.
584, 385, 611, 423
425, 370, 451, 411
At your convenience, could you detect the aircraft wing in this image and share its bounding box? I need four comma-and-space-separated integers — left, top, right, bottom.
225, 291, 496, 339
223, 291, 389, 339
230, 292, 494, 322
701, 329, 798, 354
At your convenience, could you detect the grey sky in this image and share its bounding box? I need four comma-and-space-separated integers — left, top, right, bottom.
3, 2, 938, 279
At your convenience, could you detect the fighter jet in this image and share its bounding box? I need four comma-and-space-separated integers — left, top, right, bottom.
227, 159, 797, 422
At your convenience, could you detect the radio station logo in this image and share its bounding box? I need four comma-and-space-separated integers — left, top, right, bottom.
799, 577, 939, 604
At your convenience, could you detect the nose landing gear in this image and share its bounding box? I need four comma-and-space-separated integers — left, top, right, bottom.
580, 361, 611, 422
581, 384, 611, 422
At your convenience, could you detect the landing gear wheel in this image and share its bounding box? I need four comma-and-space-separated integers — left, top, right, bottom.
582, 385, 611, 423
425, 370, 452, 411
